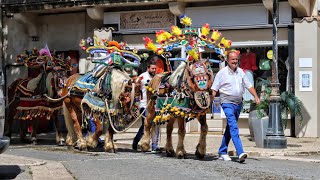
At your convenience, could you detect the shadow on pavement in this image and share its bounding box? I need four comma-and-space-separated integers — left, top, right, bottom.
8, 133, 58, 146
155, 152, 219, 161
0, 165, 23, 179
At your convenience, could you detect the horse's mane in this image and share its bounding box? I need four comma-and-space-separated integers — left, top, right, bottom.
27, 72, 43, 92
45, 72, 54, 98
168, 61, 187, 87
111, 69, 131, 106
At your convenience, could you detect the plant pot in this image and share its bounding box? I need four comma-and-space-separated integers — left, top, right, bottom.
248, 110, 257, 141
248, 103, 257, 141
252, 116, 269, 148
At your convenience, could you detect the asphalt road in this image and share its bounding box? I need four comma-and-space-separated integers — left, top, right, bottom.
2, 144, 320, 180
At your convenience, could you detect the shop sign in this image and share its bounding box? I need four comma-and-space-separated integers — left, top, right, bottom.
120, 10, 175, 30
299, 58, 312, 68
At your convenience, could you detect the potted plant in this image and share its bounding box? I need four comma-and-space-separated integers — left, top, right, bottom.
250, 78, 303, 148
256, 78, 303, 126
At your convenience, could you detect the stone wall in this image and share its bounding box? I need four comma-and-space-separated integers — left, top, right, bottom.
4, 12, 103, 86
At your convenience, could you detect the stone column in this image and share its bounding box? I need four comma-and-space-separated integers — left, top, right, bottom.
294, 19, 320, 137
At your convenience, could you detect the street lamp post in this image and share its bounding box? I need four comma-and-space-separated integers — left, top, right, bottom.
263, 0, 287, 149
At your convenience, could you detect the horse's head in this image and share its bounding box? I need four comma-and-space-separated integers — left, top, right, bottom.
187, 60, 213, 91
46, 69, 69, 98
184, 59, 214, 109
119, 76, 142, 117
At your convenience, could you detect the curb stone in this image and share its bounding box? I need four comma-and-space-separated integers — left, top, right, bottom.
113, 142, 320, 159
25, 161, 47, 167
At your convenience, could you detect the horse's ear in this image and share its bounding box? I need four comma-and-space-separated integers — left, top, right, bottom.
127, 79, 132, 85
205, 59, 211, 67
135, 76, 141, 83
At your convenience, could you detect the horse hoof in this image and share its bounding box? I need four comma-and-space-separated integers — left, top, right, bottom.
87, 147, 95, 152
79, 147, 87, 151
104, 148, 116, 153
140, 143, 150, 152
32, 140, 38, 145
166, 150, 175, 157
77, 145, 87, 151
80, 145, 88, 151
176, 152, 186, 159
31, 137, 37, 145
195, 150, 205, 160
57, 140, 66, 146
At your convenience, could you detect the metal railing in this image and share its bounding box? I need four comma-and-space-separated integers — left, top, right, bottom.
1, 0, 161, 5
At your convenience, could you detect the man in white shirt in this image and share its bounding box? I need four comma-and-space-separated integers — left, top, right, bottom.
211, 50, 260, 163
132, 62, 160, 153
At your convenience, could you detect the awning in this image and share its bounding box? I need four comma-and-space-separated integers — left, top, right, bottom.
231, 40, 288, 48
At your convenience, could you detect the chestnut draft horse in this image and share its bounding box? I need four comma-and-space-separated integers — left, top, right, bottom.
81, 69, 142, 152
60, 45, 142, 151
61, 68, 141, 151
140, 60, 215, 159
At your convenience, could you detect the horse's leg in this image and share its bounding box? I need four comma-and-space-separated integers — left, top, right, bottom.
86, 113, 103, 149
176, 117, 186, 159
54, 111, 66, 146
63, 102, 77, 147
4, 102, 17, 138
195, 114, 208, 159
5, 82, 20, 138
104, 125, 116, 153
4, 112, 12, 138
165, 117, 175, 157
19, 120, 27, 142
140, 109, 155, 152
31, 119, 39, 145
65, 101, 86, 150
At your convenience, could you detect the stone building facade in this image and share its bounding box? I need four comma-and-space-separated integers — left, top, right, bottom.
1, 0, 319, 137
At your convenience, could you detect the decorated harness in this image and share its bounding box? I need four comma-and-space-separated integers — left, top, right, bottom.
78, 36, 143, 132
13, 48, 72, 121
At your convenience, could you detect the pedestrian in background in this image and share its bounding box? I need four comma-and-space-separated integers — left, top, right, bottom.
211, 50, 260, 163
132, 61, 161, 153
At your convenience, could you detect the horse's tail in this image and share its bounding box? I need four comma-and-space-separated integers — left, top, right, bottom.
63, 102, 77, 145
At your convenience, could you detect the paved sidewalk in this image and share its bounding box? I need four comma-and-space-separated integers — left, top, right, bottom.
112, 132, 320, 158
1, 132, 319, 179
0, 154, 74, 179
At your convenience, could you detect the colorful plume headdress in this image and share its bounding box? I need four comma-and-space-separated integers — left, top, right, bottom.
16, 47, 71, 70
143, 15, 232, 62
79, 35, 142, 67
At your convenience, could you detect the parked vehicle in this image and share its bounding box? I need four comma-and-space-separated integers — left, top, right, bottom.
0, 71, 9, 153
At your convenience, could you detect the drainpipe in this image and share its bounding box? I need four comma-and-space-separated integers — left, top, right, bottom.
0, 2, 5, 92
288, 25, 295, 137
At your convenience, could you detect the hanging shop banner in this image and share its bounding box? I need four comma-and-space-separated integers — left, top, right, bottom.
120, 10, 175, 30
